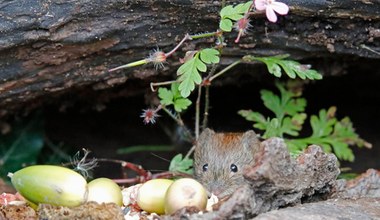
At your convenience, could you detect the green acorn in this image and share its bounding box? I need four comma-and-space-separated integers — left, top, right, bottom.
9, 165, 88, 207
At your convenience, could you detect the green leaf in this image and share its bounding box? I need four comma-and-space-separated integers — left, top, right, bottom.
158, 83, 192, 112
244, 55, 323, 80
281, 114, 307, 136
238, 110, 268, 131
330, 140, 353, 162
158, 88, 174, 106
338, 172, 359, 180
260, 83, 306, 122
268, 62, 282, 77
261, 90, 282, 119
220, 5, 234, 18
219, 19, 233, 32
177, 49, 218, 98
171, 83, 182, 99
169, 154, 193, 175
239, 83, 370, 162
240, 83, 307, 138
263, 118, 282, 138
0, 115, 44, 179
220, 1, 251, 18
219, 1, 252, 32
285, 106, 368, 162
200, 49, 220, 64
235, 1, 252, 14
310, 108, 336, 138
174, 98, 192, 112
276, 82, 307, 117
177, 57, 203, 97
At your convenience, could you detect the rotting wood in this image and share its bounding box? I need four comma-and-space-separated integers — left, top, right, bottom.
163, 139, 380, 219
0, 0, 379, 116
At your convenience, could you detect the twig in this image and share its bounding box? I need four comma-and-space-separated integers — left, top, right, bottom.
164, 34, 191, 57
150, 80, 178, 92
162, 106, 184, 126
361, 44, 380, 56
185, 145, 196, 159
189, 31, 218, 40
108, 59, 148, 72
161, 106, 195, 143
195, 84, 202, 140
209, 60, 242, 82
202, 85, 210, 130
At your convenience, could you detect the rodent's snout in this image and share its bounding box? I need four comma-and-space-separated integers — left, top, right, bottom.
207, 183, 226, 199
206, 191, 212, 199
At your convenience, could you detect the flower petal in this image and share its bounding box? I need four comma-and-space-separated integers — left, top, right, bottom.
271, 2, 289, 15
266, 7, 278, 22
254, 0, 267, 11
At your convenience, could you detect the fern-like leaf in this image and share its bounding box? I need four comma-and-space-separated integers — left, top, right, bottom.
177, 49, 220, 97
243, 55, 323, 80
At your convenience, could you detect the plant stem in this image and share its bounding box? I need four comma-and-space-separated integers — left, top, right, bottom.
189, 32, 218, 40
108, 59, 149, 72
162, 106, 184, 126
202, 85, 210, 130
195, 84, 202, 140
109, 32, 218, 72
209, 60, 242, 82
161, 106, 194, 144
185, 145, 196, 159
361, 44, 380, 56
165, 34, 192, 57
150, 80, 178, 91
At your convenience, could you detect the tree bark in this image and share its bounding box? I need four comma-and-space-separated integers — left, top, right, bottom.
0, 0, 380, 115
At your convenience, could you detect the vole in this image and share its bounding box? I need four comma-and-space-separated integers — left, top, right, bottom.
194, 128, 261, 199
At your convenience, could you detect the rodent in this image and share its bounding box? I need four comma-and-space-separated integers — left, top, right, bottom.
194, 128, 261, 199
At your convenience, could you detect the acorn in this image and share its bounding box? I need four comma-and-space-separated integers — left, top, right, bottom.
87, 177, 123, 206
136, 179, 174, 214
9, 165, 88, 207
164, 178, 207, 215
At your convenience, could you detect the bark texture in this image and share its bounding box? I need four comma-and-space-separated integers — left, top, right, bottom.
0, 0, 380, 116
165, 139, 380, 220
167, 138, 340, 219
254, 198, 380, 220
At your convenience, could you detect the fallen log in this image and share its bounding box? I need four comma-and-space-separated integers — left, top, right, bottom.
0, 0, 380, 116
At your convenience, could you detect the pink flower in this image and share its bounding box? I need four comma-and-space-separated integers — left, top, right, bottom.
254, 0, 289, 23
140, 108, 161, 124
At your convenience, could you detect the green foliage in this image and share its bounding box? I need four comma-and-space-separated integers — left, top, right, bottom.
200, 48, 220, 64
239, 82, 370, 162
243, 54, 323, 80
0, 116, 44, 179
219, 1, 252, 32
239, 82, 307, 138
177, 48, 220, 97
286, 107, 370, 162
338, 172, 359, 180
158, 83, 192, 112
169, 154, 193, 175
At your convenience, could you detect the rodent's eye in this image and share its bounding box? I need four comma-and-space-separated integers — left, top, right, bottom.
202, 164, 208, 172
230, 164, 238, 173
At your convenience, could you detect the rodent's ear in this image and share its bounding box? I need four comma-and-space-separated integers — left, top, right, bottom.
241, 130, 260, 150
197, 128, 215, 145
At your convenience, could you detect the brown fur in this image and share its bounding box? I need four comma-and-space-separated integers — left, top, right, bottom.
194, 128, 260, 198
